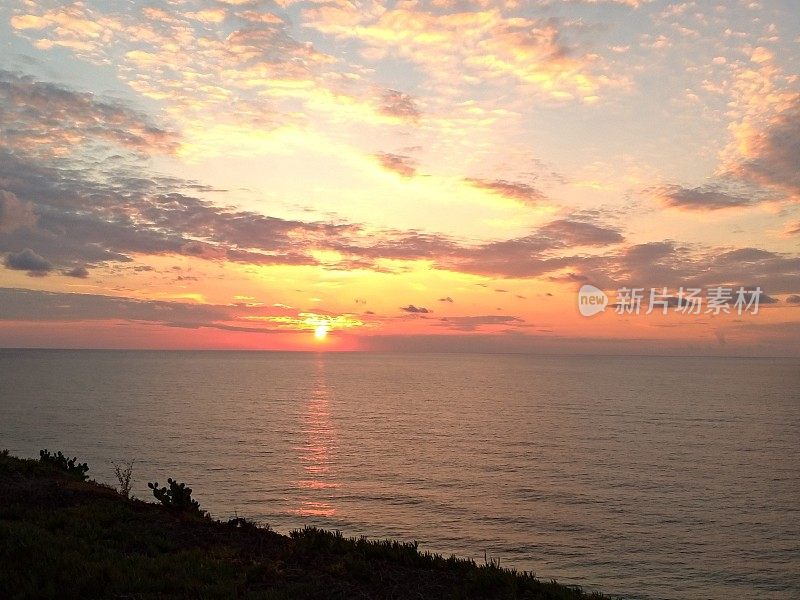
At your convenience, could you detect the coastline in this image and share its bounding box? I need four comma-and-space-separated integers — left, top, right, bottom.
0, 451, 603, 599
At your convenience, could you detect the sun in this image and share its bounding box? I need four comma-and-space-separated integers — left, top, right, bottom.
314, 325, 329, 340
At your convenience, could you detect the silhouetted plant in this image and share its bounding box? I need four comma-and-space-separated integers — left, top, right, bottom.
227, 517, 258, 531
112, 460, 135, 499
39, 449, 89, 480
1, 449, 8, 457
148, 478, 202, 514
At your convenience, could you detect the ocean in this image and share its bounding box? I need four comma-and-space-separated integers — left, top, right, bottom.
1, 350, 798, 599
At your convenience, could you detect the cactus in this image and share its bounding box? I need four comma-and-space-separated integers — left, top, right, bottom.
39, 449, 89, 481
148, 478, 202, 514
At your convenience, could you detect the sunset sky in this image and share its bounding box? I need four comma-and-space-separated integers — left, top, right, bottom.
0, 0, 798, 354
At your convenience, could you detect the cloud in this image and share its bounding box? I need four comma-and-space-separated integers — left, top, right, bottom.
333, 224, 589, 279
753, 292, 779, 305
2, 77, 567, 281
465, 178, 546, 205
537, 219, 624, 246
3, 248, 53, 276
378, 89, 420, 122
0, 77, 357, 275
580, 242, 800, 295
438, 314, 524, 331
438, 296, 454, 302
331, 230, 459, 264
3, 110, 796, 292
373, 152, 417, 177
0, 288, 362, 335
63, 266, 90, 279
436, 217, 622, 278
0, 190, 37, 233
734, 96, 800, 196
559, 0, 650, 5
236, 11, 284, 25
0, 70, 178, 158
9, 4, 117, 55
548, 272, 588, 283
0, 70, 796, 297
0, 287, 228, 326
6, 1, 403, 144
305, 4, 619, 101
401, 305, 431, 313
654, 184, 754, 210
786, 294, 800, 304
186, 8, 227, 24
720, 55, 800, 201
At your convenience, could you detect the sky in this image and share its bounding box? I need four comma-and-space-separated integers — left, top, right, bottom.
0, 0, 798, 354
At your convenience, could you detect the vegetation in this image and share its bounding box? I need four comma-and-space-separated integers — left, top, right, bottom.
148, 478, 203, 515
0, 450, 605, 599
38, 449, 89, 481
113, 460, 135, 499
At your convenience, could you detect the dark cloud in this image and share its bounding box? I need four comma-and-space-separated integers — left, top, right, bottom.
464, 178, 546, 205
5, 124, 793, 290
448, 242, 571, 278
0, 190, 37, 233
333, 230, 458, 262
401, 305, 431, 313
0, 71, 363, 272
4, 248, 52, 276
0, 147, 355, 271
373, 152, 417, 177
437, 218, 622, 278
577, 242, 800, 295
0, 70, 178, 157
538, 219, 624, 246
786, 294, 800, 304
0, 71, 797, 296
0, 287, 306, 334
378, 89, 420, 122
438, 315, 524, 331
438, 296, 454, 302
735, 95, 800, 196
0, 287, 228, 326
654, 184, 753, 210
548, 272, 588, 283
63, 266, 90, 279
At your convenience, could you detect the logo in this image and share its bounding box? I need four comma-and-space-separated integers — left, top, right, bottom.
576, 285, 764, 318
578, 284, 608, 317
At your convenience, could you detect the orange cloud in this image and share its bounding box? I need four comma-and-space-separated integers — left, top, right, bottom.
465, 178, 546, 206
304, 4, 620, 100
373, 152, 418, 177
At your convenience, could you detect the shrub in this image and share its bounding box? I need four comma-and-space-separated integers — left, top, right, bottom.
112, 460, 135, 499
39, 449, 89, 480
227, 517, 259, 531
148, 478, 202, 514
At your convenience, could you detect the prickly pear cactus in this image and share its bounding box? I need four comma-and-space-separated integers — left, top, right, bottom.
148, 477, 202, 514
39, 449, 89, 481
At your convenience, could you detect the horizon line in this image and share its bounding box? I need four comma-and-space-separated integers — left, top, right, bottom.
1, 347, 797, 360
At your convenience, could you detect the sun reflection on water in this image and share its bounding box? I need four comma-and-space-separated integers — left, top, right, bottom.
291, 358, 338, 518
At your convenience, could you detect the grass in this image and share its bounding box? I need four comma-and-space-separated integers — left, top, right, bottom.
0, 451, 605, 599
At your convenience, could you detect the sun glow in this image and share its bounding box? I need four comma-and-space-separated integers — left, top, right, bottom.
314, 325, 329, 340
